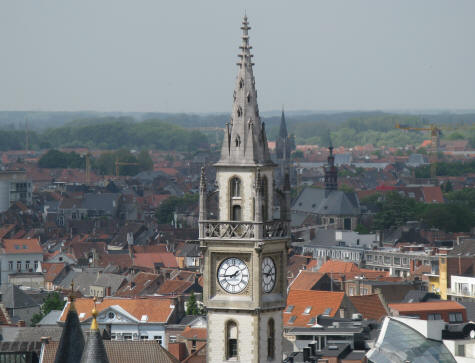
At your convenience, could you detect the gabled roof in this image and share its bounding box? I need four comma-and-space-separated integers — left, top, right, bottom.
42, 263, 67, 283
115, 272, 161, 297
288, 271, 326, 291
1, 238, 42, 254
284, 290, 345, 327
349, 294, 388, 321
292, 187, 360, 216
59, 297, 176, 324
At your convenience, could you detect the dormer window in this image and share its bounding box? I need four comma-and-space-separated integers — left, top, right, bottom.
303, 306, 312, 314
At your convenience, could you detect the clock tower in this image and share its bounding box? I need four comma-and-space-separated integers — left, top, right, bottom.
200, 16, 290, 363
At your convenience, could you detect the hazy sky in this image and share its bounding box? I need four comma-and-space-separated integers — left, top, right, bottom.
1, 1, 474, 113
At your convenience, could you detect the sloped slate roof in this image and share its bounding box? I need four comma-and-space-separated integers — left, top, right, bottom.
0, 284, 39, 309
292, 187, 360, 216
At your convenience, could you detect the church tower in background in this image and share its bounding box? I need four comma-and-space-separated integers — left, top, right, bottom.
199, 16, 290, 363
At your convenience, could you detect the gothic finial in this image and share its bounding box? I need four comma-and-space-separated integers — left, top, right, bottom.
90, 297, 98, 331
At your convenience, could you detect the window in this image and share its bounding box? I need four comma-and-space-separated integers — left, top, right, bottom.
111, 334, 117, 340
303, 306, 312, 314
108, 312, 115, 319
307, 317, 316, 325
235, 135, 241, 147
231, 205, 241, 221
17, 261, 21, 271
231, 177, 241, 197
384, 256, 391, 265
123, 334, 132, 340
140, 335, 148, 340
192, 339, 197, 349
155, 336, 163, 345
168, 335, 176, 343
25, 261, 30, 270
8, 261, 13, 271
239, 78, 244, 89
403, 258, 408, 265
456, 344, 466, 357
267, 319, 275, 359
247, 92, 251, 103
344, 218, 351, 230
237, 106, 242, 117
366, 255, 372, 262
394, 257, 401, 265
449, 312, 464, 323
261, 176, 268, 221
288, 316, 296, 324
329, 218, 335, 224
349, 287, 354, 296
323, 308, 332, 316
34, 261, 38, 270
285, 305, 294, 313
428, 313, 442, 320
226, 321, 238, 359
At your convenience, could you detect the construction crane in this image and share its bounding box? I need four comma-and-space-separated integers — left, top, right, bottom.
395, 123, 443, 179
115, 160, 139, 177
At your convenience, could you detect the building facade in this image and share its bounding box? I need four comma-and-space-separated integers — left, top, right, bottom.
0, 170, 32, 212
200, 16, 290, 363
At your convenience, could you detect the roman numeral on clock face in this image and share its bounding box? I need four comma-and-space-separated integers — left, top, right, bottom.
217, 257, 249, 294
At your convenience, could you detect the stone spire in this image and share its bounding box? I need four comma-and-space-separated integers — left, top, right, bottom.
276, 107, 290, 160
54, 282, 85, 363
217, 16, 274, 167
324, 144, 338, 191
80, 298, 109, 363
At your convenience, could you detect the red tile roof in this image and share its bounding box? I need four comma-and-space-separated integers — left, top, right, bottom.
1, 238, 42, 254
318, 260, 360, 274
388, 300, 466, 313
349, 294, 388, 321
42, 262, 66, 282
133, 252, 178, 269
421, 186, 444, 204
181, 327, 207, 340
289, 271, 325, 291
60, 297, 176, 323
157, 279, 193, 295
284, 290, 345, 327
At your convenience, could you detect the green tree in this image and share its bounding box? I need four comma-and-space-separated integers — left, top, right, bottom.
371, 192, 423, 230
186, 291, 202, 315
31, 292, 66, 326
156, 194, 199, 224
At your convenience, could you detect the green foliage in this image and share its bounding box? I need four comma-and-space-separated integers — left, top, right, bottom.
372, 192, 422, 230
93, 149, 153, 176
156, 193, 199, 224
0, 117, 209, 152
186, 291, 203, 315
38, 150, 85, 169
31, 292, 65, 326
292, 150, 304, 159
361, 191, 474, 232
415, 160, 475, 178
355, 223, 371, 234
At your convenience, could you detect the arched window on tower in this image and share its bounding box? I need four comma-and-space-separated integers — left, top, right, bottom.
226, 321, 238, 359
247, 92, 251, 103
237, 106, 242, 118
267, 318, 275, 359
231, 177, 241, 198
239, 78, 244, 89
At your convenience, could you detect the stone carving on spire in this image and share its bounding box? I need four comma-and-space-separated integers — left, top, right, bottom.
217, 16, 274, 167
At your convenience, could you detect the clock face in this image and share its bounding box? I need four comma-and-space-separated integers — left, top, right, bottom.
262, 256, 276, 293
217, 257, 249, 294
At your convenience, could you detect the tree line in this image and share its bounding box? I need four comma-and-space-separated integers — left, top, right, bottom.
0, 117, 209, 151
38, 149, 154, 176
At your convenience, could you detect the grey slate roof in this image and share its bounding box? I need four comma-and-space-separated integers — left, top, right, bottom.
57, 271, 126, 296
38, 310, 62, 326
0, 284, 39, 309
82, 193, 120, 214
0, 326, 63, 342
292, 187, 360, 216
80, 329, 109, 363
54, 306, 85, 363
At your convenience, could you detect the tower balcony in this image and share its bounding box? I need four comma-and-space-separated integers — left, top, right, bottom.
199, 219, 289, 240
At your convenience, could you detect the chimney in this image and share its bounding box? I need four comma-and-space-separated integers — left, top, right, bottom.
40, 336, 51, 344
302, 347, 310, 362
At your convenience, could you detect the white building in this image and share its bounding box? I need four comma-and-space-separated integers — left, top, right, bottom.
449, 275, 475, 302
0, 170, 32, 212
0, 238, 43, 285
58, 297, 179, 348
